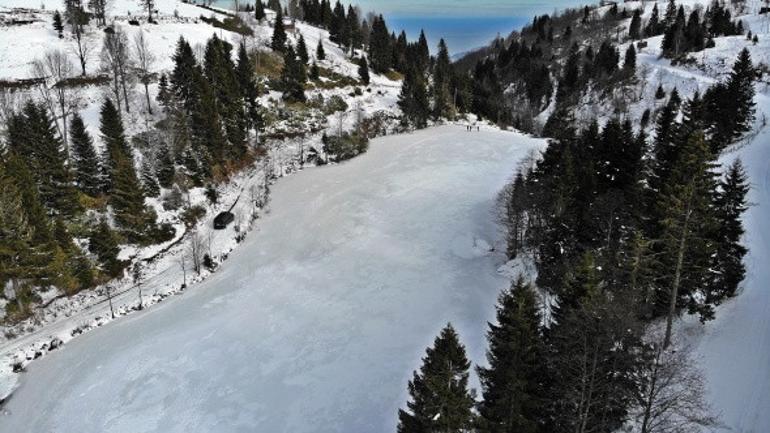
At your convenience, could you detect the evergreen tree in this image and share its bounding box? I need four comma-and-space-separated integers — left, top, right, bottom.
204, 35, 247, 160
236, 42, 261, 133
705, 48, 756, 151
171, 37, 199, 112
110, 154, 157, 242
368, 15, 391, 73
316, 38, 326, 60
624, 44, 636, 73
357, 55, 370, 85
645, 3, 661, 36
99, 98, 132, 194
0, 158, 35, 312
189, 70, 226, 171
6, 102, 80, 219
398, 66, 430, 129
267, 0, 281, 12
254, 0, 266, 20
477, 277, 544, 433
69, 112, 102, 196
397, 324, 475, 433
88, 218, 124, 277
629, 8, 642, 39
271, 8, 288, 53
53, 10, 64, 38
297, 34, 309, 64
157, 72, 171, 109
432, 39, 452, 119
141, 158, 160, 198
709, 159, 748, 301
417, 30, 430, 72
155, 141, 175, 189
280, 44, 306, 102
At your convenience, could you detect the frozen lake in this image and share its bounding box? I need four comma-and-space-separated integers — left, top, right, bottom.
0, 126, 543, 433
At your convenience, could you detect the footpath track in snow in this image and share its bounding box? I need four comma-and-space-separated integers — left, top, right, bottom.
0, 125, 544, 433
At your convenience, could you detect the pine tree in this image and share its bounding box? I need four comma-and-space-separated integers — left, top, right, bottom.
280, 44, 306, 102
316, 38, 326, 60
357, 55, 370, 85
645, 3, 661, 36
297, 34, 309, 64
705, 48, 756, 150
368, 15, 391, 73
6, 102, 80, 219
99, 98, 132, 194
53, 10, 64, 38
272, 8, 288, 53
171, 37, 199, 111
267, 0, 281, 12
623, 44, 637, 73
709, 159, 748, 301
88, 218, 124, 277
236, 42, 261, 132
254, 0, 266, 20
110, 154, 157, 242
157, 72, 171, 109
141, 158, 160, 198
629, 9, 642, 39
398, 66, 430, 128
69, 112, 102, 196
477, 277, 544, 433
0, 158, 35, 313
417, 29, 430, 72
397, 324, 475, 433
657, 130, 718, 343
155, 141, 175, 188
432, 39, 452, 119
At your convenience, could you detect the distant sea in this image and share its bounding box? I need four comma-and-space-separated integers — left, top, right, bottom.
206, 0, 530, 55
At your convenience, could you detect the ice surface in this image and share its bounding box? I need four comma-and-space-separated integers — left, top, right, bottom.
0, 125, 544, 433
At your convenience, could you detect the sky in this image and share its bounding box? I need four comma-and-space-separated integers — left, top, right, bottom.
353, 0, 588, 17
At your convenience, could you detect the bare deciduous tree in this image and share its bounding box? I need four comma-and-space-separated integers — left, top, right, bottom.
101, 27, 133, 112
88, 0, 109, 26
139, 0, 155, 22
31, 49, 79, 154
133, 29, 155, 114
634, 332, 720, 433
64, 0, 92, 76
188, 230, 203, 275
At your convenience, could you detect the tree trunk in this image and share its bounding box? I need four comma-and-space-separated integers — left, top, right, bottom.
665, 206, 692, 348
144, 83, 153, 115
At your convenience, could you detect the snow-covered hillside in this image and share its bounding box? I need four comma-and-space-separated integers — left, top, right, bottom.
0, 0, 404, 403
0, 125, 545, 433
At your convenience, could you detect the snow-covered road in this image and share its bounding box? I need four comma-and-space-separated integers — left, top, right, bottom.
0, 125, 544, 433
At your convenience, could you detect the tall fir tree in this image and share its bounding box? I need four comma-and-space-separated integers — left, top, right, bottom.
109, 154, 157, 242
254, 0, 265, 20
368, 15, 391, 73
397, 324, 475, 433
432, 39, 452, 119
272, 8, 288, 53
6, 102, 80, 219
709, 159, 749, 301
297, 34, 309, 64
69, 112, 102, 196
280, 44, 307, 102
236, 42, 261, 133
477, 277, 545, 433
398, 66, 430, 128
316, 38, 326, 60
99, 98, 132, 194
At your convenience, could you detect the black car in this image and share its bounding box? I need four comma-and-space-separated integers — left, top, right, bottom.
213, 211, 235, 229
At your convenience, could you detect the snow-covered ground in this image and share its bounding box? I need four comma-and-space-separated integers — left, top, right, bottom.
0, 125, 544, 432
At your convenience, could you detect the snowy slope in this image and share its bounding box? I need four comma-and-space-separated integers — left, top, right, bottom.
0, 125, 545, 433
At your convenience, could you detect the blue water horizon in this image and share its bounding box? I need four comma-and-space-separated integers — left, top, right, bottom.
386, 15, 529, 55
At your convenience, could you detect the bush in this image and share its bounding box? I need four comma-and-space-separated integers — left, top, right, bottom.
162, 186, 184, 211
323, 95, 348, 114
180, 205, 207, 227
323, 132, 369, 162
